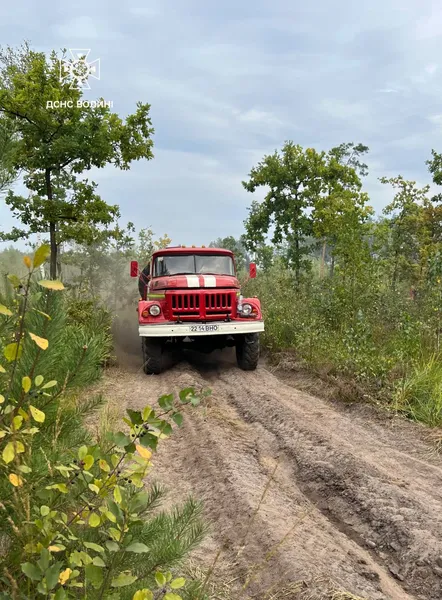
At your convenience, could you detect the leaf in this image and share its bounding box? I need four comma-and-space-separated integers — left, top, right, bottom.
0, 395, 4, 404
113, 431, 131, 447
38, 279, 65, 291
33, 245, 51, 268
35, 375, 44, 386
23, 255, 32, 269
133, 591, 154, 600
42, 380, 57, 389
21, 562, 42, 581
170, 577, 186, 590
92, 556, 106, 567
142, 406, 152, 421
33, 309, 52, 320
111, 573, 138, 587
58, 568, 72, 585
40, 506, 50, 516
85, 564, 104, 589
45, 562, 62, 590
135, 445, 152, 460
18, 464, 32, 473
12, 415, 23, 431
127, 409, 143, 424
105, 540, 119, 552
55, 588, 67, 600
22, 376, 32, 393
89, 513, 101, 528
0, 304, 12, 316
89, 483, 100, 494
99, 459, 110, 472
164, 594, 183, 600
78, 445, 88, 460
0, 364, 5, 373
84, 542, 105, 553
83, 454, 94, 470
2, 442, 15, 464
4, 342, 22, 362
172, 412, 183, 427
30, 405, 45, 423
125, 542, 149, 553
114, 485, 122, 504
155, 572, 166, 586
29, 332, 49, 350
48, 545, 65, 552
9, 473, 23, 487
158, 394, 174, 411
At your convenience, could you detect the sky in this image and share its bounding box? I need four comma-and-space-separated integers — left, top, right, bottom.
1, 0, 442, 247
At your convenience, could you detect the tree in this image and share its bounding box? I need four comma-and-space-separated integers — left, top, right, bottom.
243, 143, 327, 282
209, 235, 250, 271
380, 175, 429, 288
0, 42, 154, 278
243, 141, 371, 282
0, 118, 18, 193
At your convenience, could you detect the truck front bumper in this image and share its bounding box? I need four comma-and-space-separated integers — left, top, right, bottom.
139, 320, 264, 338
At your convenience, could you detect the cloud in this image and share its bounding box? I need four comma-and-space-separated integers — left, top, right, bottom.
1, 0, 442, 249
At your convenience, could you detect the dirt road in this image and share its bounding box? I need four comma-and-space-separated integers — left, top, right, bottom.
99, 347, 442, 600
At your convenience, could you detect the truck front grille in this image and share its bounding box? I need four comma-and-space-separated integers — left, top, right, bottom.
168, 291, 236, 319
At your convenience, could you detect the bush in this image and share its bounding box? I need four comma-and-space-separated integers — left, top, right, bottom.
0, 246, 209, 599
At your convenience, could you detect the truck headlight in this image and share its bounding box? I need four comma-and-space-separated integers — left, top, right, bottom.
241, 303, 253, 316
149, 304, 161, 316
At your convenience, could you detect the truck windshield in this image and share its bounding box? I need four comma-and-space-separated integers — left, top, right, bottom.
154, 254, 234, 277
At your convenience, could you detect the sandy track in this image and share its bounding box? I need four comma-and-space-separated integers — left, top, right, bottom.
98, 349, 442, 600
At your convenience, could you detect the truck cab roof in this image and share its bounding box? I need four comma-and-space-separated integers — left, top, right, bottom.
152, 246, 234, 257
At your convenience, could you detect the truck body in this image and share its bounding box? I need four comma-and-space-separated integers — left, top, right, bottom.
130, 246, 264, 374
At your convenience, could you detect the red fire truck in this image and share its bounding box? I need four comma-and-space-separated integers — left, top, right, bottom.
130, 246, 264, 374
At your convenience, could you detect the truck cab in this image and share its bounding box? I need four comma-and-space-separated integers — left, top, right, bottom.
130, 246, 264, 374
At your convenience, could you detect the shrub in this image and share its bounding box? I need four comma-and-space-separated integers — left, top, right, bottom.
0, 245, 209, 599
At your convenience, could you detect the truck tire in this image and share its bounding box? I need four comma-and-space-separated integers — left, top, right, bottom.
141, 338, 163, 375
236, 333, 260, 371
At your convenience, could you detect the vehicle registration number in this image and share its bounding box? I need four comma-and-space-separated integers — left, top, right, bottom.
189, 324, 219, 332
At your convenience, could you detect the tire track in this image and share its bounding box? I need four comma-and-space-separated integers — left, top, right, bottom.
98, 354, 442, 600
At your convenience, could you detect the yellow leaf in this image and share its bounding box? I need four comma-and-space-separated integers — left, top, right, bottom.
2, 442, 15, 463
12, 415, 23, 431
89, 513, 101, 527
99, 459, 110, 472
23, 256, 32, 269
0, 304, 12, 317
114, 485, 122, 504
0, 395, 4, 404
9, 473, 23, 487
30, 405, 45, 423
33, 309, 52, 320
35, 375, 44, 386
29, 332, 49, 350
33, 244, 50, 268
0, 364, 6, 373
4, 342, 22, 362
0, 431, 6, 439
22, 376, 31, 393
38, 279, 65, 291
83, 455, 94, 470
135, 445, 152, 460
59, 568, 72, 585
48, 545, 62, 552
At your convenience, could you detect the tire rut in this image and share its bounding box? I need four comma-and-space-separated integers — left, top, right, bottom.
99, 355, 442, 600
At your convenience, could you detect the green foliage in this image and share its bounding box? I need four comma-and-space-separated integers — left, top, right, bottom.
0, 245, 208, 599
0, 42, 154, 277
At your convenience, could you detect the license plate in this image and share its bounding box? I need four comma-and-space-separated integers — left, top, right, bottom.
189, 324, 219, 332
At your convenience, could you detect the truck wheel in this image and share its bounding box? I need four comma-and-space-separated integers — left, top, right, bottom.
141, 338, 163, 375
236, 333, 260, 371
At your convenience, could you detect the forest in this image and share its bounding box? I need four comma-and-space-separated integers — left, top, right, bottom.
2, 40, 442, 600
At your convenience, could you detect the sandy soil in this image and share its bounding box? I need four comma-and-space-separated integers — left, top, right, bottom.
97, 342, 442, 600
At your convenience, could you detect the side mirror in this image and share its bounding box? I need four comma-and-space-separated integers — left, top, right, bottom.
249, 262, 257, 278
130, 260, 138, 278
